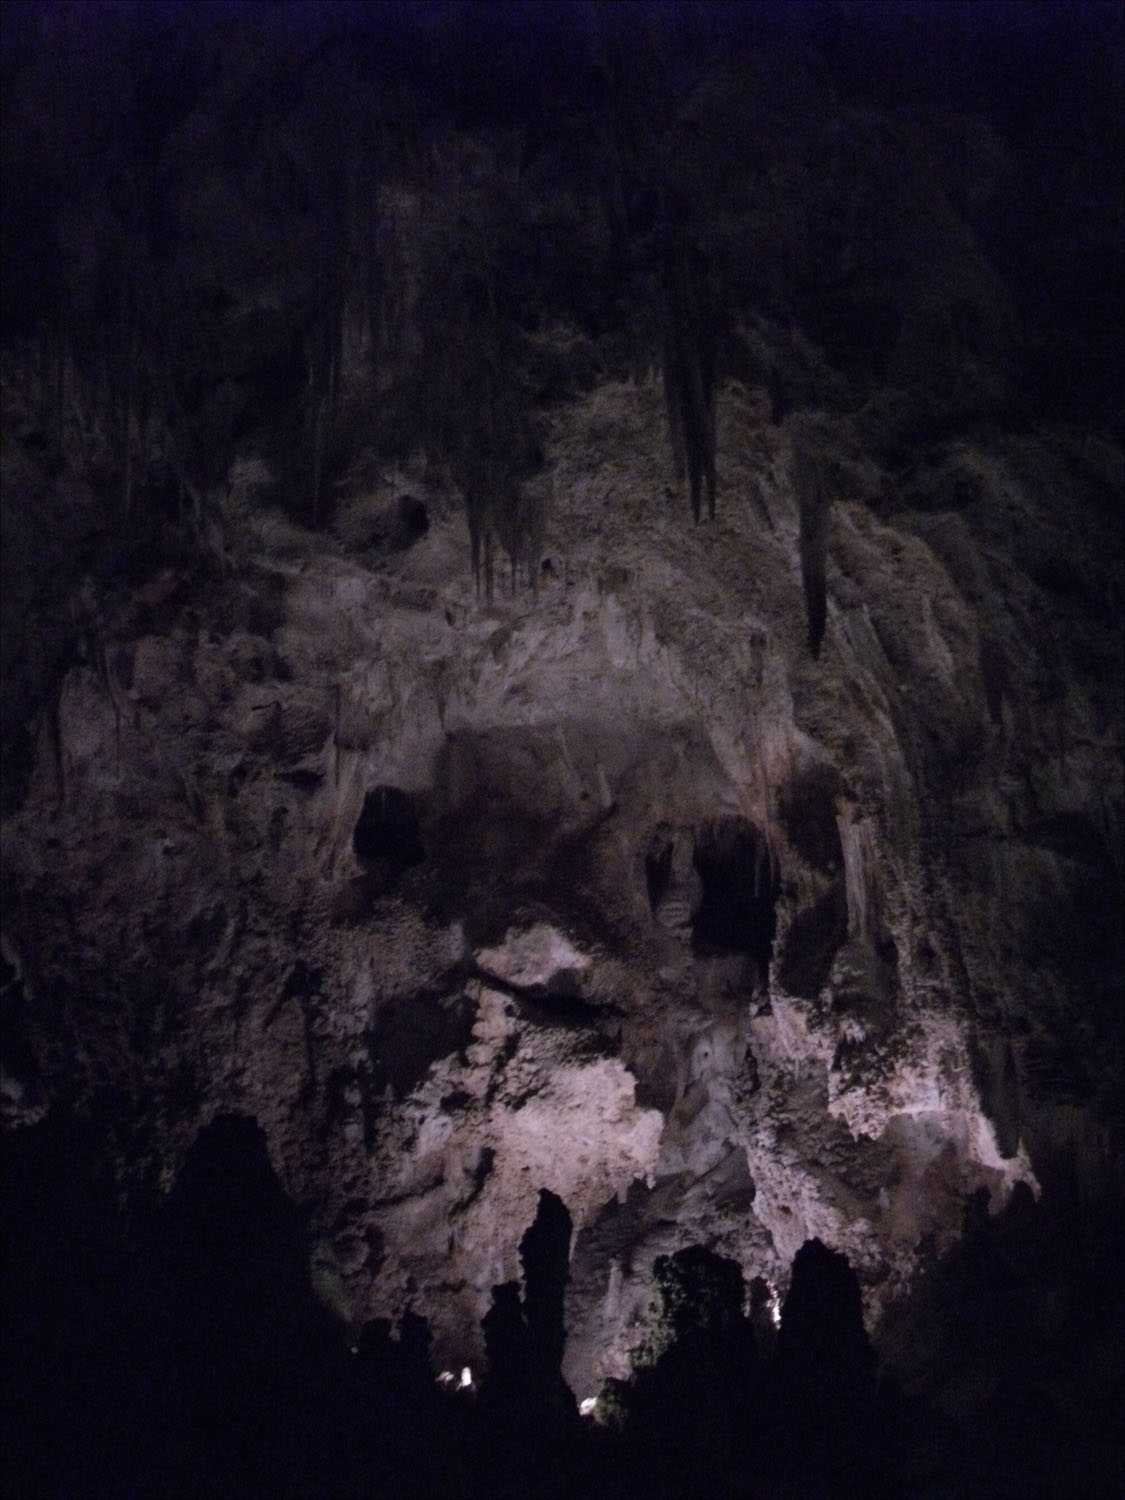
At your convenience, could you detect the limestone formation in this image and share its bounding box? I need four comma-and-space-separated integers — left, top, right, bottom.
1, 10, 1121, 1494
4, 369, 1120, 1396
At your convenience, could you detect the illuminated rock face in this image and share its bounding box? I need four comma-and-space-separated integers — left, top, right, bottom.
2, 381, 1121, 1394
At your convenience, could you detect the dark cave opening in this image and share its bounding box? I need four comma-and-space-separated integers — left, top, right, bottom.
353, 786, 424, 884
691, 817, 778, 974
776, 880, 849, 1000
393, 494, 429, 547
777, 762, 846, 876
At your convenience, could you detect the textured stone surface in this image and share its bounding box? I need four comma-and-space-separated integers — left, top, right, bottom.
1, 8, 1121, 1437
3, 372, 1120, 1393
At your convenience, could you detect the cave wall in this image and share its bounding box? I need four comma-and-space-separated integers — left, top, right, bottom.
1, 0, 1122, 1414
3, 372, 1120, 1392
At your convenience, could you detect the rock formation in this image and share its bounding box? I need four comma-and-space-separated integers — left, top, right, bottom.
1, 4, 1122, 1495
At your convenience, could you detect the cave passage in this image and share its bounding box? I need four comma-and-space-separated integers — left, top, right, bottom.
353, 786, 424, 883
691, 817, 778, 974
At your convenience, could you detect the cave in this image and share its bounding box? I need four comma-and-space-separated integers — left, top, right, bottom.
1, 4, 1122, 1498
690, 816, 779, 975
352, 786, 424, 883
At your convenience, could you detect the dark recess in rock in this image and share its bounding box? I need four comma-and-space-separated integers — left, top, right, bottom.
368, 989, 475, 1100
353, 785, 424, 884
691, 817, 778, 974
392, 494, 429, 548
970, 1035, 1023, 1160
470, 960, 617, 1033
778, 762, 846, 875
777, 880, 849, 999
277, 767, 323, 792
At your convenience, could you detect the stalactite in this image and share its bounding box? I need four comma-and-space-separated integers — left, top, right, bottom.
837, 810, 878, 940
789, 416, 829, 658
659, 200, 718, 523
